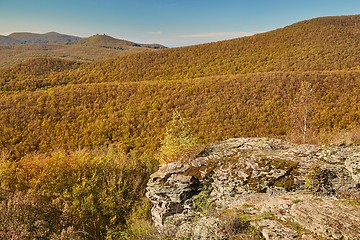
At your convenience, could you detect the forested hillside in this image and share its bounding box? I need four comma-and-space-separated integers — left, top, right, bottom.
1, 15, 359, 156
2, 15, 360, 90
0, 33, 165, 68
1, 71, 359, 159
0, 15, 359, 239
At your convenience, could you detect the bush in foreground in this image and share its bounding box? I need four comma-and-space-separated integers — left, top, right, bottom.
0, 145, 158, 239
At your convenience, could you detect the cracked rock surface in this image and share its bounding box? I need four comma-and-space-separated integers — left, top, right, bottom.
146, 138, 360, 239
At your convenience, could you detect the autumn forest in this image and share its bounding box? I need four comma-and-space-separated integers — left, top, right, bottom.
0, 15, 359, 239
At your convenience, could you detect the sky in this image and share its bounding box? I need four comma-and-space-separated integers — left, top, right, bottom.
1, 0, 360, 47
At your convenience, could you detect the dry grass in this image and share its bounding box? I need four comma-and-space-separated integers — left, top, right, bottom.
314, 127, 360, 145
286, 126, 360, 146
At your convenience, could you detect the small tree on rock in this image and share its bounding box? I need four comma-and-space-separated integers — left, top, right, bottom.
158, 110, 197, 164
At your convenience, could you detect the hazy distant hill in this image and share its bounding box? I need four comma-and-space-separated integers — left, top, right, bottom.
0, 35, 23, 45
77, 34, 166, 49
78, 34, 134, 47
0, 32, 166, 68
7, 32, 82, 44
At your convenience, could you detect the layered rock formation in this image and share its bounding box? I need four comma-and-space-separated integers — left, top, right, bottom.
146, 138, 360, 239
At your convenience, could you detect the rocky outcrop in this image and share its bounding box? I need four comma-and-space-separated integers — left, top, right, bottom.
146, 138, 360, 239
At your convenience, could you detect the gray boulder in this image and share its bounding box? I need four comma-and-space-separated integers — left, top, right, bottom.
146, 138, 360, 239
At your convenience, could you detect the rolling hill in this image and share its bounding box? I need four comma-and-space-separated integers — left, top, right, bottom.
0, 32, 166, 68
7, 31, 82, 44
0, 14, 359, 239
77, 14, 360, 83
77, 34, 165, 49
2, 15, 360, 88
0, 35, 23, 45
0, 14, 359, 159
4, 14, 358, 87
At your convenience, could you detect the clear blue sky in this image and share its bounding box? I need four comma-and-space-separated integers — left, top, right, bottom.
1, 0, 360, 47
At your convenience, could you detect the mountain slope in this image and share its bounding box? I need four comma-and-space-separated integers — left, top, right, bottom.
77, 14, 360, 84
0, 15, 359, 159
1, 71, 358, 158
3, 14, 360, 88
0, 14, 359, 240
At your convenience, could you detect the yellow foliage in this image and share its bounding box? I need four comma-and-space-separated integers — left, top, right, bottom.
0, 146, 158, 239
158, 110, 197, 164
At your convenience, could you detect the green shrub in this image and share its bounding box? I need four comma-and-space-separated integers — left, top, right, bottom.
0, 145, 158, 239
158, 110, 198, 164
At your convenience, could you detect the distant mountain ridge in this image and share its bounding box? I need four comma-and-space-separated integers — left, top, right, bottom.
2, 32, 81, 44
0, 32, 166, 68
0, 31, 166, 49
0, 35, 23, 45
77, 34, 166, 49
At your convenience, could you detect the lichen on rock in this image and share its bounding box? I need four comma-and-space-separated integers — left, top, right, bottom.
146, 138, 360, 239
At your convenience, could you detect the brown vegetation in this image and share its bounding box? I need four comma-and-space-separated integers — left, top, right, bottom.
0, 146, 158, 239
0, 71, 358, 159
0, 34, 164, 68
0, 14, 359, 239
